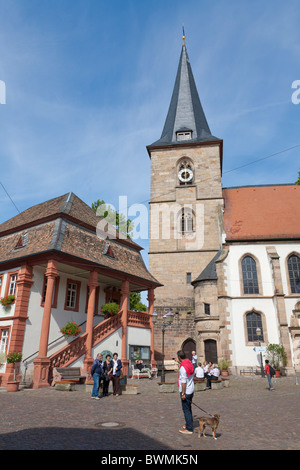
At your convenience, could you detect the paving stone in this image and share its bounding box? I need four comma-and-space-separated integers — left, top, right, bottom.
0, 374, 299, 450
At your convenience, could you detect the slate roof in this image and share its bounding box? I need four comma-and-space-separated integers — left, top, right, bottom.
148, 44, 220, 148
191, 249, 222, 285
0, 193, 161, 287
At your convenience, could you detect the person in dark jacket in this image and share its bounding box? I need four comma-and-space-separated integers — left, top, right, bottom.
91, 353, 103, 400
112, 352, 122, 396
103, 354, 113, 396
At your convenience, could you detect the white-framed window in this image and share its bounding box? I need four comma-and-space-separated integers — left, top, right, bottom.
67, 282, 77, 309
0, 328, 9, 355
8, 274, 18, 296
176, 131, 192, 141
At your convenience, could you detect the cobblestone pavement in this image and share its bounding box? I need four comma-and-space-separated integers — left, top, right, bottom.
1, 373, 299, 451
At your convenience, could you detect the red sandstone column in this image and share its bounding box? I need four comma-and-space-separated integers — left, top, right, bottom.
33, 259, 58, 389
120, 279, 130, 376
147, 288, 157, 368
83, 271, 98, 374
3, 264, 34, 385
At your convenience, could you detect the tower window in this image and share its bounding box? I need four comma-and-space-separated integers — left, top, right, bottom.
177, 159, 194, 185
186, 273, 192, 284
204, 303, 210, 315
176, 131, 192, 141
181, 208, 194, 233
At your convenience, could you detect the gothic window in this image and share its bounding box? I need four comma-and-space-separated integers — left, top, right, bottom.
287, 254, 300, 293
241, 256, 259, 294
180, 207, 195, 233
246, 311, 264, 342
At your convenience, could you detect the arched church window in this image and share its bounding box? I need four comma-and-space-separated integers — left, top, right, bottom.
287, 254, 300, 293
177, 159, 194, 185
246, 311, 264, 342
180, 207, 195, 233
241, 256, 259, 294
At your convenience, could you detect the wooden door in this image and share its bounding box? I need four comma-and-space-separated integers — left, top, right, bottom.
204, 339, 218, 364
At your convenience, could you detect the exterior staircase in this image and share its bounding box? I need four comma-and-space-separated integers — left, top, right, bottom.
48, 310, 150, 380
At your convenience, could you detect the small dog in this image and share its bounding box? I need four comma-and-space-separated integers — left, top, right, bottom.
197, 414, 220, 439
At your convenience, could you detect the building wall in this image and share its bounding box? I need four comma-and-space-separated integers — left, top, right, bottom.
224, 243, 300, 371
149, 143, 223, 311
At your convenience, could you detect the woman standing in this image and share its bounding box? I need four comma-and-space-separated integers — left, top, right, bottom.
112, 352, 122, 396
103, 354, 113, 396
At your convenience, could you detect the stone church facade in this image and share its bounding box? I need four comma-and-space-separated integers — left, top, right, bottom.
147, 36, 300, 374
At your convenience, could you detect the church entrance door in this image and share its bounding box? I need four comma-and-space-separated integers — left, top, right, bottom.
182, 338, 196, 361
204, 339, 218, 364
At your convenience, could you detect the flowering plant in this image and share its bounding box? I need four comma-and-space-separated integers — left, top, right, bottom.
0, 295, 15, 307
60, 321, 83, 337
6, 352, 22, 381
101, 302, 120, 318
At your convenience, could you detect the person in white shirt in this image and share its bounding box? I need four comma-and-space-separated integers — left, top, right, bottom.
191, 351, 198, 371
177, 350, 194, 435
206, 364, 220, 389
194, 363, 204, 379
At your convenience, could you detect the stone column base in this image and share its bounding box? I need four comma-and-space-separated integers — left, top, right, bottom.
32, 357, 51, 389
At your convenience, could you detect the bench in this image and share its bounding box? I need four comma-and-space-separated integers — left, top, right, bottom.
240, 368, 255, 376
54, 381, 76, 391
130, 365, 157, 379
194, 377, 206, 392
121, 384, 140, 395
158, 359, 178, 371
51, 367, 86, 386
210, 379, 223, 390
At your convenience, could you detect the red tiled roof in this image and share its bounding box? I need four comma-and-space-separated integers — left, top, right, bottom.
223, 185, 300, 241
0, 193, 161, 287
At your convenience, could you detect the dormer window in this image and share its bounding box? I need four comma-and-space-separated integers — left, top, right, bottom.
176, 130, 192, 141
102, 242, 115, 258
13, 233, 28, 251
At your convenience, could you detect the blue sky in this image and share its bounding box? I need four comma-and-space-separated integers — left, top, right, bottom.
0, 0, 300, 275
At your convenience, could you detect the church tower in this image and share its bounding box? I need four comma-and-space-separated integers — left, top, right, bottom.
147, 34, 223, 324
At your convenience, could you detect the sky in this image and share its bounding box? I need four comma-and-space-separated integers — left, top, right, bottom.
0, 0, 300, 279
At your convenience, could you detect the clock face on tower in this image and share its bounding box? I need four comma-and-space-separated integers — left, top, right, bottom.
178, 167, 193, 183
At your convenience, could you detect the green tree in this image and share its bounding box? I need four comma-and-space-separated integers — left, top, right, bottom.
296, 170, 300, 185
129, 292, 147, 312
92, 199, 134, 239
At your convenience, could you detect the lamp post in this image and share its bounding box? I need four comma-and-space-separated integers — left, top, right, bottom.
256, 327, 264, 377
152, 309, 174, 383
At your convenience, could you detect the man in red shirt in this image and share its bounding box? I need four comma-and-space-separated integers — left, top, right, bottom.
264, 360, 274, 391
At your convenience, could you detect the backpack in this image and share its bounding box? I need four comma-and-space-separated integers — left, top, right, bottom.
269, 365, 275, 377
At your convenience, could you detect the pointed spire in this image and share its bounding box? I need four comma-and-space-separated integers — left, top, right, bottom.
149, 32, 220, 148
182, 22, 186, 46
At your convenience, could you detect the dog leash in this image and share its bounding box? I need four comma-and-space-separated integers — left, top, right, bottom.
193, 401, 214, 417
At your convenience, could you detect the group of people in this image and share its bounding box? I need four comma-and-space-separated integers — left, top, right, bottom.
194, 360, 220, 389
90, 352, 122, 399
192, 351, 220, 389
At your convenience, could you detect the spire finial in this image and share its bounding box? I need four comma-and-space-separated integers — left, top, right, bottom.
182, 22, 186, 46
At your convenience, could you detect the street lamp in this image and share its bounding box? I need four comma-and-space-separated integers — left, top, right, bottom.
152, 309, 174, 383
256, 327, 264, 377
